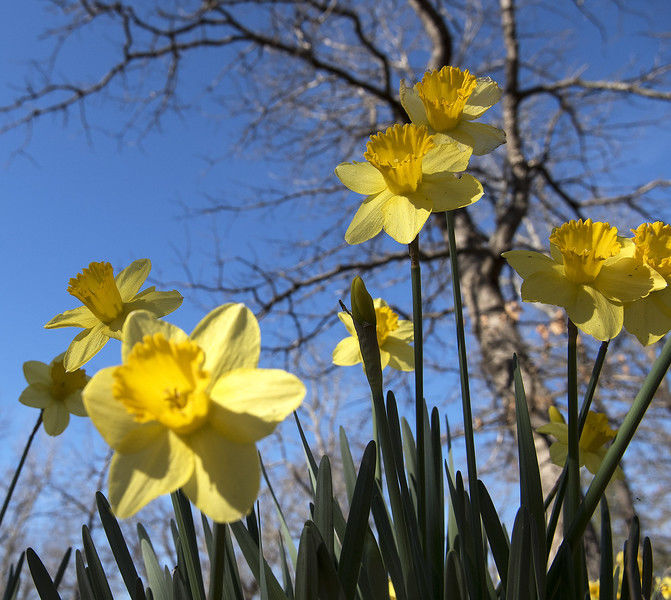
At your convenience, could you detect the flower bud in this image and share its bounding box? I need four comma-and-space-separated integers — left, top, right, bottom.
350, 276, 376, 326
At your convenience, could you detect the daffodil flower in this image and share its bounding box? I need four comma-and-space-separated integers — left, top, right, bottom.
624, 221, 671, 345
83, 305, 305, 522
19, 354, 89, 436
400, 66, 506, 155
335, 123, 483, 245
503, 219, 665, 341
537, 407, 623, 478
333, 298, 414, 371
45, 259, 183, 371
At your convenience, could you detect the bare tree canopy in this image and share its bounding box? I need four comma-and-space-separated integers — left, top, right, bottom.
3, 0, 671, 567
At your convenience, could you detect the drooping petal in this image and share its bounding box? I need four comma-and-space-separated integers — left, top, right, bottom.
191, 304, 261, 383
503, 250, 556, 279
337, 312, 357, 337
383, 338, 414, 371
344, 190, 389, 245
334, 162, 387, 195
520, 268, 577, 308
44, 305, 98, 330
548, 442, 568, 468
379, 348, 391, 370
122, 310, 188, 363
115, 259, 151, 302
208, 368, 305, 444
452, 121, 506, 155
42, 402, 70, 436
624, 288, 671, 345
182, 426, 260, 523
595, 257, 665, 302
391, 320, 414, 342
399, 81, 430, 126
421, 140, 472, 174
124, 290, 184, 318
424, 173, 483, 212
23, 361, 50, 385
382, 193, 431, 244
65, 390, 87, 416
462, 77, 503, 120
584, 450, 606, 476
63, 324, 109, 371
84, 366, 164, 453
19, 383, 51, 409
332, 336, 362, 366
567, 286, 623, 341
109, 430, 193, 519
537, 422, 569, 444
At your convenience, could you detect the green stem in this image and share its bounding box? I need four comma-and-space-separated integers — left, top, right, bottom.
445, 211, 484, 593
0, 412, 42, 529
408, 236, 426, 548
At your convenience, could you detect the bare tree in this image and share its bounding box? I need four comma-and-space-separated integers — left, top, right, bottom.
3, 0, 671, 572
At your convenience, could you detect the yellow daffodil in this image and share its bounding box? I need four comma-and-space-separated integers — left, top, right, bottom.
19, 354, 88, 436
333, 298, 414, 371
589, 552, 669, 599
388, 581, 397, 600
335, 123, 483, 245
83, 305, 305, 522
537, 407, 623, 478
400, 66, 506, 155
624, 222, 671, 345
45, 259, 183, 371
503, 219, 665, 341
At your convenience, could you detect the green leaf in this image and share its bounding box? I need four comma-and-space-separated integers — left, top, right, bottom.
294, 522, 319, 600
315, 455, 335, 560
444, 550, 465, 600
641, 537, 653, 600
170, 491, 207, 600
361, 533, 389, 600
74, 550, 95, 600
425, 407, 445, 600
82, 524, 114, 600
96, 492, 142, 598
26, 548, 61, 600
599, 496, 613, 600
261, 455, 298, 565
370, 485, 406, 600
339, 427, 357, 503
477, 481, 509, 588
278, 535, 295, 600
2, 551, 25, 600
142, 538, 171, 600
338, 441, 376, 600
506, 508, 532, 600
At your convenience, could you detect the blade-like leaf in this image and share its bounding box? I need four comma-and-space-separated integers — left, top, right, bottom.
506, 508, 532, 600
82, 524, 114, 600
315, 455, 335, 560
599, 496, 613, 600
26, 549, 61, 600
478, 481, 509, 588
74, 550, 95, 600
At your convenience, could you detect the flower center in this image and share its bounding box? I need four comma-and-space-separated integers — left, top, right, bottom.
550, 219, 621, 284
415, 66, 478, 131
632, 221, 671, 279
68, 262, 124, 324
364, 124, 435, 195
375, 305, 399, 346
580, 411, 617, 453
49, 360, 88, 401
113, 333, 211, 435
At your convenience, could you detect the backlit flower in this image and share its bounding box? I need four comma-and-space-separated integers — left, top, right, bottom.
83, 305, 305, 522
336, 123, 482, 244
537, 407, 623, 478
19, 354, 88, 436
624, 222, 671, 345
400, 66, 506, 155
45, 259, 183, 371
333, 298, 414, 371
503, 219, 665, 340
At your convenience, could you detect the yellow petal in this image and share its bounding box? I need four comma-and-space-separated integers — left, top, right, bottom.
567, 286, 623, 341
182, 426, 260, 523
548, 441, 568, 468
421, 141, 472, 174
122, 310, 188, 363
124, 290, 184, 319
521, 268, 577, 308
537, 422, 569, 444
337, 312, 357, 337
208, 368, 305, 444
399, 81, 430, 126
391, 320, 414, 342
452, 121, 506, 155
424, 173, 483, 212
23, 361, 50, 385
345, 190, 389, 245
45, 305, 98, 330
115, 259, 151, 302
332, 336, 362, 366
462, 77, 502, 120
84, 367, 164, 453
335, 162, 387, 195
595, 257, 664, 302
42, 402, 70, 436
383, 339, 414, 371
503, 250, 555, 279
63, 324, 109, 371
382, 193, 431, 244
109, 430, 193, 519
191, 304, 260, 383
624, 288, 671, 345
380, 348, 391, 370
584, 451, 605, 476
65, 391, 87, 416
19, 383, 51, 409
